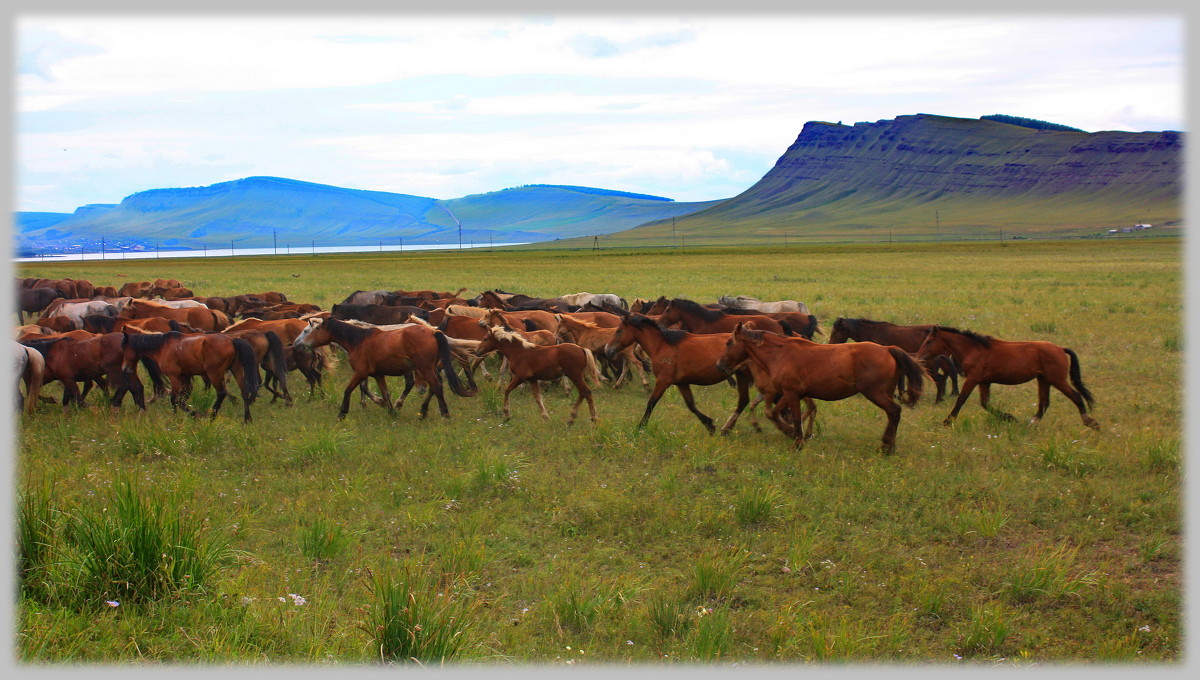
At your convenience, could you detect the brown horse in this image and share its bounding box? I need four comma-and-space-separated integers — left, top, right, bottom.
659, 298, 792, 336
120, 331, 261, 421
24, 333, 152, 411
474, 326, 600, 424
293, 316, 475, 420
915, 326, 1099, 430
555, 314, 650, 389
223, 328, 292, 405
603, 314, 753, 433
717, 324, 924, 453
122, 299, 231, 331
829, 317, 959, 403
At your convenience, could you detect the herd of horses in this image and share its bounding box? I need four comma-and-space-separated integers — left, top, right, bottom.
14, 276, 1101, 454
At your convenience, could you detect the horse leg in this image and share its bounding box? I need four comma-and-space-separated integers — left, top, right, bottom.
979, 383, 1015, 421
426, 372, 451, 419
339, 373, 368, 420
374, 376, 396, 416
941, 378, 979, 426
676, 384, 715, 434
209, 371, 229, 420
637, 379, 673, 429
863, 389, 902, 455
529, 380, 551, 420
1048, 374, 1101, 430
501, 378, 523, 420
393, 372, 416, 411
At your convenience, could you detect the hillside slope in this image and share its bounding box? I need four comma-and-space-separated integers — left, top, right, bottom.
604, 114, 1182, 245
14, 177, 721, 253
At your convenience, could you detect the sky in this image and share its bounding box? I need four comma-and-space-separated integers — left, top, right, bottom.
14, 12, 1186, 213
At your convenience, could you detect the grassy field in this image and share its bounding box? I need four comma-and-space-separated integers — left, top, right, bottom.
13, 238, 1182, 666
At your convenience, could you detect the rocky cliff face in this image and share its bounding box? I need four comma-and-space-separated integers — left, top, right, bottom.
675, 113, 1182, 235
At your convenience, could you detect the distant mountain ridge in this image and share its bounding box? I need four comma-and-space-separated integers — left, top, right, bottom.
613, 113, 1182, 243
14, 177, 720, 254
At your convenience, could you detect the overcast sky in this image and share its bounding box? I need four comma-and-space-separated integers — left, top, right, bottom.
15, 12, 1185, 213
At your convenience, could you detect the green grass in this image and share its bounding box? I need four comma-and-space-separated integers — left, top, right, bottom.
14, 239, 1182, 664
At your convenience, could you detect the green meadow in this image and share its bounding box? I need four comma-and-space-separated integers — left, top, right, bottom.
14, 238, 1182, 665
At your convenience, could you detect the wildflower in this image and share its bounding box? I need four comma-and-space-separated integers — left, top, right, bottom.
627, 640, 634, 646
288, 593, 307, 606
105, 600, 120, 608
1139, 625, 1151, 632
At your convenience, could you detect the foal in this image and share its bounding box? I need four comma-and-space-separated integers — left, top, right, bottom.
474, 326, 600, 425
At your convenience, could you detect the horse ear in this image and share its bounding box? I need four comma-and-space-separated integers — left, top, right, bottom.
735, 322, 744, 333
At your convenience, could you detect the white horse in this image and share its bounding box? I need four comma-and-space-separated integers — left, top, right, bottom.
559, 292, 627, 310
718, 295, 810, 316
14, 341, 46, 415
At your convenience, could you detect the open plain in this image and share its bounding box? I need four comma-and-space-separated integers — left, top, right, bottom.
14, 238, 1181, 664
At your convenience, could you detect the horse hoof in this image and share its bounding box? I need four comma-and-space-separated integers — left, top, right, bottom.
941, 419, 953, 427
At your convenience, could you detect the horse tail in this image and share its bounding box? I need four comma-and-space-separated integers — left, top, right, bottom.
521, 318, 539, 333
265, 331, 289, 396
436, 330, 476, 397
804, 315, 822, 339
780, 320, 795, 336
582, 347, 604, 386
889, 347, 924, 407
1064, 348, 1096, 412
140, 356, 167, 395
230, 336, 261, 401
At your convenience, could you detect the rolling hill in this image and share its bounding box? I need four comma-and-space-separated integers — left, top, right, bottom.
13, 178, 722, 254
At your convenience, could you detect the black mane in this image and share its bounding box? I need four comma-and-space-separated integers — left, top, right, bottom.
668, 298, 724, 322
123, 331, 182, 353
628, 314, 689, 345
935, 325, 992, 347
325, 317, 376, 347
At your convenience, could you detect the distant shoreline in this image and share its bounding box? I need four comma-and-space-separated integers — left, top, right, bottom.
11, 242, 531, 263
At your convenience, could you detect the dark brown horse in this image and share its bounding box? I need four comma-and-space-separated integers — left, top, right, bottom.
293, 316, 475, 420
603, 314, 753, 433
16, 287, 65, 324
659, 298, 792, 336
829, 317, 959, 403
120, 331, 261, 421
717, 324, 924, 453
915, 326, 1099, 430
474, 326, 600, 424
23, 333, 152, 411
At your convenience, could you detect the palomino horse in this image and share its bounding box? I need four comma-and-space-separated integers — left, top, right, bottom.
829, 317, 960, 403
717, 324, 924, 454
14, 341, 46, 414
603, 314, 753, 433
554, 314, 650, 389
659, 298, 793, 336
915, 326, 1099, 430
474, 326, 600, 424
293, 316, 475, 420
120, 331, 261, 421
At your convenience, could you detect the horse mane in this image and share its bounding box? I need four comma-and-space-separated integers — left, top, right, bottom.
719, 294, 761, 307
325, 317, 376, 346
736, 325, 768, 343
445, 304, 487, 318
628, 314, 688, 345
934, 325, 992, 347
669, 298, 724, 322
123, 331, 182, 353
835, 317, 890, 336
561, 315, 603, 331
488, 326, 538, 349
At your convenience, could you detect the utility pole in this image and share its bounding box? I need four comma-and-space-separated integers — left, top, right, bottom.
274, 230, 278, 255
101, 236, 105, 260
935, 210, 940, 241
672, 216, 677, 248
593, 235, 599, 252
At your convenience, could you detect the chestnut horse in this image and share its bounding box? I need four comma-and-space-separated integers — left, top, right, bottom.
474, 326, 600, 424
293, 316, 475, 420
829, 317, 959, 403
717, 324, 924, 453
915, 326, 1099, 430
25, 333, 153, 411
120, 331, 261, 421
554, 313, 649, 389
603, 314, 753, 434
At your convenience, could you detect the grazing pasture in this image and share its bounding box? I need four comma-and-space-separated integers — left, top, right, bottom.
13, 239, 1181, 664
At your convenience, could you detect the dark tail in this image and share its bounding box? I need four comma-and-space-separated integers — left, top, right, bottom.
1064, 348, 1095, 412
265, 331, 289, 398
889, 347, 924, 407
521, 318, 538, 333
436, 331, 476, 397
780, 320, 795, 336
804, 315, 821, 339
230, 337, 261, 401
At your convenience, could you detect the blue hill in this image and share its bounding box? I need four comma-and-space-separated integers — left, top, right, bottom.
15, 176, 720, 253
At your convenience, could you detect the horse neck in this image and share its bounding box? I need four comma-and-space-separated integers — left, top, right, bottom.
741, 332, 797, 366
932, 331, 976, 360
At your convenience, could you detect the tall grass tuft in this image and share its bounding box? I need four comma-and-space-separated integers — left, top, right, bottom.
63, 477, 237, 608
1039, 439, 1097, 477
958, 604, 1015, 657
298, 516, 352, 563
1144, 440, 1180, 473
734, 484, 784, 525
1003, 543, 1098, 603
690, 606, 733, 660
18, 481, 57, 602
686, 548, 748, 604
365, 563, 478, 664
549, 575, 610, 634
646, 591, 693, 639
1029, 321, 1057, 334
